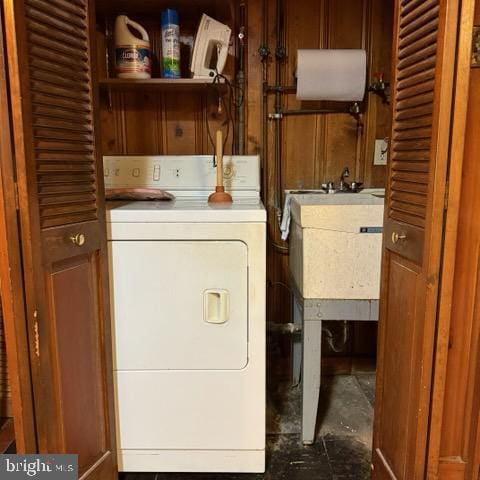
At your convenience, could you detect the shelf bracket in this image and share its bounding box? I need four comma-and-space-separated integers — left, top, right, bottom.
107, 86, 113, 112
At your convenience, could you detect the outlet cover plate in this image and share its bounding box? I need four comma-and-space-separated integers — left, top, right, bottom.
374, 139, 388, 166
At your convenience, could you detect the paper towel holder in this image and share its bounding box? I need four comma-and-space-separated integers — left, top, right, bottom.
264, 84, 364, 122
265, 92, 363, 122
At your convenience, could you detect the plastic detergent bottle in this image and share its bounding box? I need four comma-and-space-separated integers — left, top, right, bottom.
115, 15, 151, 79
161, 9, 181, 78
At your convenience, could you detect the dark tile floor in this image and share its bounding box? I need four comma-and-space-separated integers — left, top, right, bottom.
120, 373, 375, 480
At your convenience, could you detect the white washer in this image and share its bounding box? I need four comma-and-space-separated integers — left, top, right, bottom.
104, 155, 266, 473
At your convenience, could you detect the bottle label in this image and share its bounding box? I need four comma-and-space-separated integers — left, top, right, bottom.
115, 46, 151, 74
161, 24, 180, 78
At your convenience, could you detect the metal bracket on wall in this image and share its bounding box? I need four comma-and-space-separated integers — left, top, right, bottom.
264, 82, 364, 121
107, 86, 113, 112
368, 72, 390, 104
258, 44, 271, 61
472, 26, 480, 67
266, 98, 364, 122
268, 112, 283, 120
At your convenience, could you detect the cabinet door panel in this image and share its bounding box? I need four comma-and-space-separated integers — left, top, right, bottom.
47, 255, 106, 472
3, 0, 117, 477
375, 254, 423, 478
373, 0, 461, 478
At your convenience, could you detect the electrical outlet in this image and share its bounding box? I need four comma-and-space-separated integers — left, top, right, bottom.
374, 139, 388, 165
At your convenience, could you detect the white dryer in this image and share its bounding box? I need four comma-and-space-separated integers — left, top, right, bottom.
104, 155, 266, 473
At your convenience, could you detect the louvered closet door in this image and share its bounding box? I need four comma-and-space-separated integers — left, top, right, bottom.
372, 1, 461, 479
3, 0, 117, 478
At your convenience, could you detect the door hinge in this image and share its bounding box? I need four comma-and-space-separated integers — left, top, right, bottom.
472, 26, 480, 67
33, 313, 40, 358
444, 181, 449, 210
14, 182, 19, 210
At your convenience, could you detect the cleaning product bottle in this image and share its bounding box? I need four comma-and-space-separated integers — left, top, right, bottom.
161, 9, 180, 78
115, 15, 151, 79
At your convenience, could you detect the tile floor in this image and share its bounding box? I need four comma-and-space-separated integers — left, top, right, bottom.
120, 373, 375, 480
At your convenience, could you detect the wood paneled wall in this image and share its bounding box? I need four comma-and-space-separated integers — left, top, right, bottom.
278, 0, 390, 191
97, 5, 238, 157
254, 0, 393, 359
99, 92, 222, 155
97, 0, 393, 360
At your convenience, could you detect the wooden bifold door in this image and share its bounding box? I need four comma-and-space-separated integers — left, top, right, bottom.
1, 0, 117, 478
372, 0, 476, 479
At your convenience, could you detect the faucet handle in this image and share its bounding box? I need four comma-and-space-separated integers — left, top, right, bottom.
350, 181, 363, 192
341, 166, 350, 178
321, 182, 336, 194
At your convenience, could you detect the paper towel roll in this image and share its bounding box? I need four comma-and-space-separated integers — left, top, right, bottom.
296, 49, 367, 102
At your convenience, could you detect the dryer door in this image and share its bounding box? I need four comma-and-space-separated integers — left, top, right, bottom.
109, 240, 248, 370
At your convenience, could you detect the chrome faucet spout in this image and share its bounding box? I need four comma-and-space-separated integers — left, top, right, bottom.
339, 167, 350, 191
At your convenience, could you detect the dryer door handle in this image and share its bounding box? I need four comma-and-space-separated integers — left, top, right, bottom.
204, 289, 230, 324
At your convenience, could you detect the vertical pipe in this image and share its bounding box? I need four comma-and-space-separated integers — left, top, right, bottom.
261, 0, 269, 208
355, 0, 369, 182
273, 0, 285, 225
237, 1, 246, 155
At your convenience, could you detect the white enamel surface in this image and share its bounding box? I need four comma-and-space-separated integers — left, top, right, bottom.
289, 190, 385, 299
104, 155, 265, 223
106, 197, 266, 223
110, 241, 248, 371
106, 155, 266, 472
104, 155, 260, 192
119, 449, 265, 473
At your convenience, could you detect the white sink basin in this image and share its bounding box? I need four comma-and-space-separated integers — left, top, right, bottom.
360, 188, 385, 199
289, 189, 385, 300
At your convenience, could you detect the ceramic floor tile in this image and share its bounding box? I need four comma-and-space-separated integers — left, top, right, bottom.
120, 474, 156, 480
354, 374, 376, 407
323, 436, 371, 480
266, 381, 302, 435
266, 434, 332, 480
317, 375, 373, 445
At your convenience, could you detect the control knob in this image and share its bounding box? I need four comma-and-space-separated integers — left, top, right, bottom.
223, 165, 235, 179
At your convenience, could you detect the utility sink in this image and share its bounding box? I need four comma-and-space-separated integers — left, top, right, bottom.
289, 189, 385, 300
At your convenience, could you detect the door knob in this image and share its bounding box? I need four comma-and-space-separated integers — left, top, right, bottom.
391, 231, 407, 244
70, 233, 86, 246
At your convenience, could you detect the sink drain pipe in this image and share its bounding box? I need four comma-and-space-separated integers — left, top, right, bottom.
267, 321, 349, 353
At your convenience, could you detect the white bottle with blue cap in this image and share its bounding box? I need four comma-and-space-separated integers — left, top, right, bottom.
161, 9, 181, 78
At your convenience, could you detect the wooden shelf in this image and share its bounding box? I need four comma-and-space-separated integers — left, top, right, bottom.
98, 78, 226, 92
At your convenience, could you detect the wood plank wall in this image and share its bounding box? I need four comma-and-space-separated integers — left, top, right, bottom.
97, 0, 393, 364
97, 6, 238, 156
252, 0, 393, 362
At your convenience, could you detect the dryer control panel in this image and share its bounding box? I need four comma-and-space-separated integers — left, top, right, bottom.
103, 155, 260, 194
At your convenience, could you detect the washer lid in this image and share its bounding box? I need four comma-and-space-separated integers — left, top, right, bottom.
106, 197, 266, 223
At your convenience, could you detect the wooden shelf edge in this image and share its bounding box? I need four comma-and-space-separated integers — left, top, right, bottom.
98, 78, 226, 92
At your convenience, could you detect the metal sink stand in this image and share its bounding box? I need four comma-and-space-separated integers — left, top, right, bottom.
290, 278, 379, 445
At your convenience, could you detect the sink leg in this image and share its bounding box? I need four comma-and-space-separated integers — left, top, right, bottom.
302, 320, 322, 445
292, 296, 302, 387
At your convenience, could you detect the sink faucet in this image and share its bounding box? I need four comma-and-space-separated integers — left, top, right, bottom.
339, 167, 350, 192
